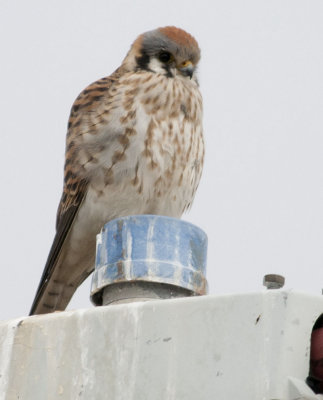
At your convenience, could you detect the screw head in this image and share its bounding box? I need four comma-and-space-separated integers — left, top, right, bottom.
263, 274, 285, 289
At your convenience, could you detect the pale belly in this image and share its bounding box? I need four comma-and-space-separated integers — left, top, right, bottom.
57, 174, 189, 284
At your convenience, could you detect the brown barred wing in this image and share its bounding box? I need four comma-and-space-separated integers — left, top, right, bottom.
29, 181, 88, 315
29, 74, 120, 315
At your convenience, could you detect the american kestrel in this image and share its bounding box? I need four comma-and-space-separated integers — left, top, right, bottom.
30, 26, 204, 315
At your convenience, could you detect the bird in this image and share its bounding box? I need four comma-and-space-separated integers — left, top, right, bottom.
29, 26, 204, 315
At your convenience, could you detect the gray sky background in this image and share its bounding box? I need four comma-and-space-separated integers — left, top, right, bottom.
1, 0, 323, 321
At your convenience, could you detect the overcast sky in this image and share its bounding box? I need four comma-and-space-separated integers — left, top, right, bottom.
1, 0, 323, 321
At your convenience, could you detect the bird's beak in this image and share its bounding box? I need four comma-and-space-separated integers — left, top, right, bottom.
178, 60, 194, 79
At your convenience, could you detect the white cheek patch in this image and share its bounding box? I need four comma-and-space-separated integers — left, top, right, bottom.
147, 58, 166, 74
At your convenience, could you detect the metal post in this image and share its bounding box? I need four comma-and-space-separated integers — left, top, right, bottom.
91, 215, 208, 306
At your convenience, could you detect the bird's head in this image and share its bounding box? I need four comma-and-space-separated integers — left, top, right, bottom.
122, 26, 200, 81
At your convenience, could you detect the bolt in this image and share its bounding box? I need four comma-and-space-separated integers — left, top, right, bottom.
263, 274, 285, 289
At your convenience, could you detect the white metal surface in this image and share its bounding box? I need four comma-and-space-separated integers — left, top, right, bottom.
1, 291, 323, 399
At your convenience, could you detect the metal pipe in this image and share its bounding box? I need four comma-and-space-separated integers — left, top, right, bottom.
90, 215, 208, 306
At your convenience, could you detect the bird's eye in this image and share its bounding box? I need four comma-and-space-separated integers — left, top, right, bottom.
158, 52, 172, 63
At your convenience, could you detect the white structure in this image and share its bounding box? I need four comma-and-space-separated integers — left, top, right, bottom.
1, 290, 323, 399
